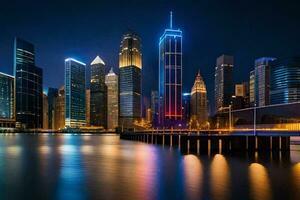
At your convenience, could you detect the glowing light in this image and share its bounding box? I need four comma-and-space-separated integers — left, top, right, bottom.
39, 145, 50, 154
80, 145, 94, 155
65, 58, 86, 66
6, 146, 22, 156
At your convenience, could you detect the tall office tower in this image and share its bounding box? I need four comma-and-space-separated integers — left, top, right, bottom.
54, 86, 65, 130
105, 68, 119, 130
254, 57, 276, 107
47, 88, 58, 129
14, 38, 43, 129
182, 93, 191, 123
159, 12, 183, 127
214, 54, 234, 113
85, 89, 90, 126
43, 93, 48, 129
151, 90, 159, 127
232, 82, 249, 110
0, 72, 14, 128
190, 72, 208, 127
270, 56, 300, 104
119, 32, 142, 128
249, 70, 256, 106
65, 58, 86, 128
90, 56, 107, 128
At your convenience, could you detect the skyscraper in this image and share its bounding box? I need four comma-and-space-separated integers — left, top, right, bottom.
54, 86, 65, 130
190, 72, 208, 128
43, 93, 48, 129
86, 89, 90, 126
182, 93, 191, 123
14, 38, 43, 129
119, 32, 142, 128
249, 70, 255, 106
0, 72, 14, 128
214, 54, 234, 113
159, 12, 183, 127
151, 90, 159, 127
105, 68, 119, 130
65, 58, 86, 128
270, 56, 300, 104
254, 57, 276, 107
47, 87, 58, 129
90, 56, 107, 128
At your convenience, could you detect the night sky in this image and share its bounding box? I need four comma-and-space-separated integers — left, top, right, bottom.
1, 0, 300, 112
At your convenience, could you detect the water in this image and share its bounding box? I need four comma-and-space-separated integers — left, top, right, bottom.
0, 134, 300, 200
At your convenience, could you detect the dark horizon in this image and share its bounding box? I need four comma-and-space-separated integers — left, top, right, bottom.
1, 0, 300, 112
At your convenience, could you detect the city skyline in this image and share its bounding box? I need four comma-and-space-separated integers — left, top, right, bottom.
1, 1, 300, 113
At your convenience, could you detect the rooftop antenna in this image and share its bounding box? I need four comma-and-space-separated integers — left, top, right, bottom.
170, 11, 173, 29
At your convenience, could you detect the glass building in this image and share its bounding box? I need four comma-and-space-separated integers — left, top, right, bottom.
151, 90, 159, 127
159, 12, 183, 127
214, 54, 234, 113
65, 58, 86, 128
14, 38, 43, 129
119, 32, 142, 128
182, 92, 191, 124
249, 70, 255, 106
54, 86, 65, 130
105, 68, 118, 130
47, 87, 58, 129
270, 56, 300, 105
0, 72, 14, 120
90, 56, 107, 128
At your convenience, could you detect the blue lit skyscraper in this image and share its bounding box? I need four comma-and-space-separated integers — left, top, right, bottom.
14, 38, 43, 129
65, 58, 86, 128
0, 72, 14, 121
159, 12, 183, 127
119, 32, 142, 128
270, 56, 300, 104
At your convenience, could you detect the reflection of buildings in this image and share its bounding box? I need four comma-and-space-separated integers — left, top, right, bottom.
14, 38, 43, 129
105, 68, 119, 130
0, 72, 15, 128
55, 86, 65, 130
90, 56, 107, 128
43, 93, 48, 129
65, 58, 86, 128
119, 32, 142, 128
270, 56, 300, 105
159, 12, 183, 127
215, 55, 234, 113
190, 72, 208, 128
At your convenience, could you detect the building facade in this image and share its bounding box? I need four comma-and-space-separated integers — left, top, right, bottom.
151, 90, 159, 127
85, 89, 90, 126
270, 56, 300, 104
43, 93, 48, 129
14, 38, 43, 129
90, 56, 107, 128
119, 33, 142, 128
0, 72, 15, 128
249, 70, 255, 106
55, 86, 65, 130
105, 68, 118, 130
65, 58, 86, 128
47, 87, 58, 129
182, 93, 191, 124
214, 55, 234, 113
159, 12, 183, 127
190, 72, 208, 128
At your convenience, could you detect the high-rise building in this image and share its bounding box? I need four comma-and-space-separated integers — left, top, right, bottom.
146, 108, 152, 123
0, 72, 14, 128
151, 90, 159, 127
270, 56, 300, 104
249, 70, 256, 106
232, 82, 249, 110
85, 89, 90, 126
159, 12, 183, 127
190, 72, 208, 128
119, 32, 142, 128
65, 58, 86, 128
105, 68, 119, 130
254, 57, 276, 107
43, 93, 48, 129
182, 93, 191, 123
47, 88, 58, 129
214, 54, 234, 113
90, 56, 107, 128
54, 86, 65, 130
14, 38, 43, 129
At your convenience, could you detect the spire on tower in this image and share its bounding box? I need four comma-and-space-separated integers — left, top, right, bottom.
170, 11, 173, 29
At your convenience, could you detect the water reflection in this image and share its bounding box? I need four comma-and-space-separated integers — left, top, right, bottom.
249, 163, 272, 200
210, 154, 231, 200
292, 163, 300, 200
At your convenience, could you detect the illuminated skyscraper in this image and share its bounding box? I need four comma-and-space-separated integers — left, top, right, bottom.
182, 93, 191, 123
14, 38, 43, 129
190, 72, 208, 128
86, 89, 90, 126
270, 56, 300, 104
65, 58, 86, 128
159, 12, 183, 127
105, 68, 119, 130
0, 72, 14, 127
214, 55, 234, 113
43, 93, 48, 129
54, 86, 65, 130
249, 70, 255, 106
119, 32, 142, 128
90, 56, 107, 128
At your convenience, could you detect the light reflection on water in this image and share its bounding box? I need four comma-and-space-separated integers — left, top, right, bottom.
0, 134, 300, 200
